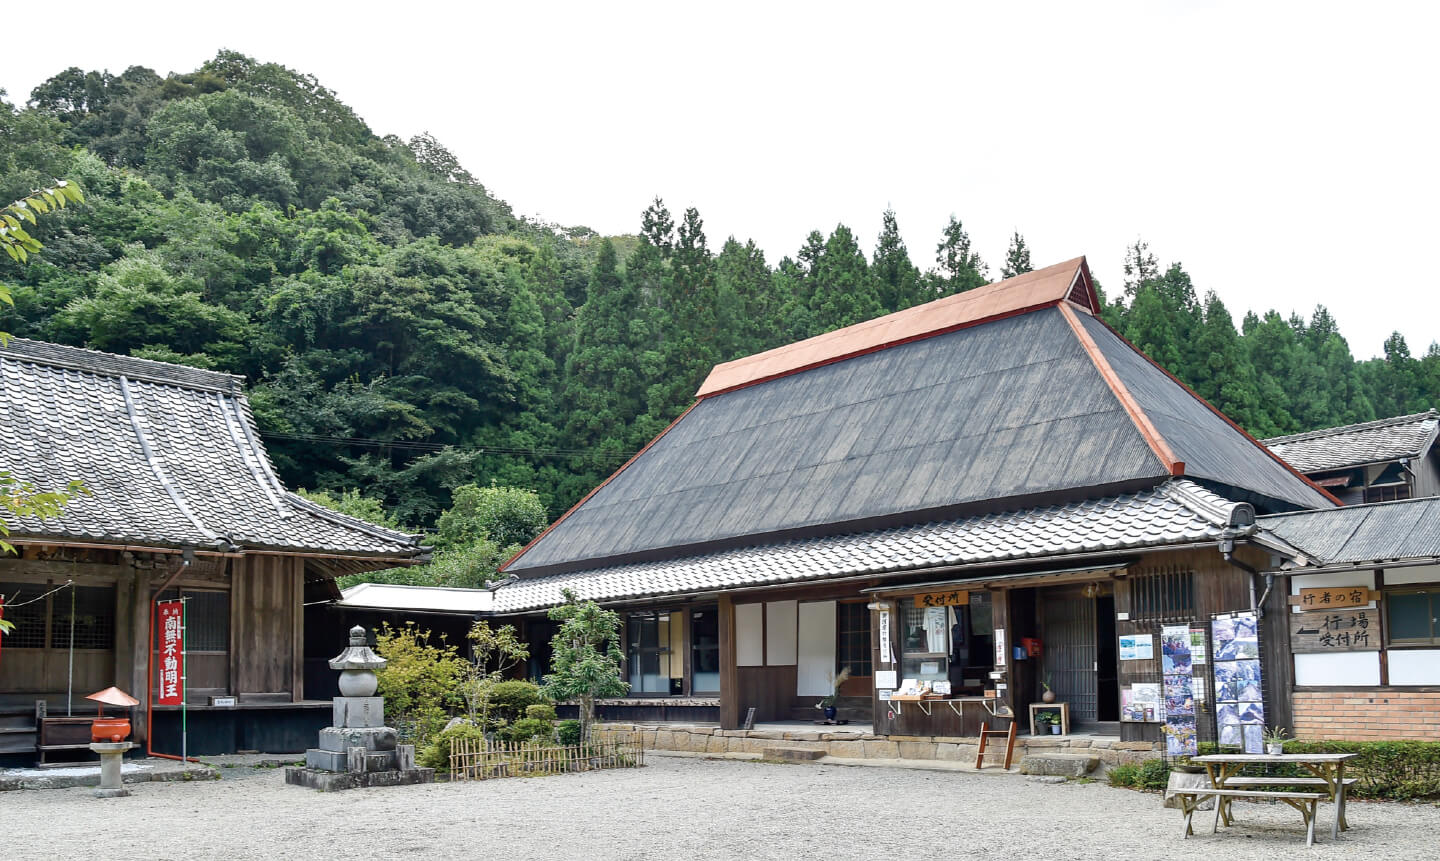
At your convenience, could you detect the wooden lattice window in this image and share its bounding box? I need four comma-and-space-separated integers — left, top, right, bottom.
836, 602, 872, 679
1129, 568, 1195, 624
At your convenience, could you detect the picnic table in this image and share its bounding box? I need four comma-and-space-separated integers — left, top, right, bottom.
1178, 752, 1359, 846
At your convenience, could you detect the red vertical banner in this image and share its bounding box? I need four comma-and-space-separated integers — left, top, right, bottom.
157, 600, 184, 706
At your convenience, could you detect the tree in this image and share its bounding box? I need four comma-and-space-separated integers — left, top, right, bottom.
931, 215, 987, 296
1, 179, 84, 263
1121, 238, 1159, 301
871, 208, 922, 310
296, 487, 402, 529
541, 589, 627, 741
433, 483, 548, 551
463, 620, 529, 729
1000, 231, 1033, 279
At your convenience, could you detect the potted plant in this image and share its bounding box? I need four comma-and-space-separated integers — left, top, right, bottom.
1041, 673, 1056, 704
817, 666, 851, 721
1034, 711, 1055, 735
1262, 725, 1288, 756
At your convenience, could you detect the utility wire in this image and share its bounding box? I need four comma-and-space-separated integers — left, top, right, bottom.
259, 431, 637, 461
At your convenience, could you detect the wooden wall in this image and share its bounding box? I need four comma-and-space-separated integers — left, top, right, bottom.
230, 555, 303, 700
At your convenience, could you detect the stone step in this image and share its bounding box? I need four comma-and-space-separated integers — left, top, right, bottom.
762, 746, 825, 762
1017, 752, 1100, 777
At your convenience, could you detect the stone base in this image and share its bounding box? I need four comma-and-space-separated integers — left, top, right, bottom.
318, 726, 397, 752
284, 767, 435, 792
1018, 753, 1100, 777
762, 747, 825, 761
1163, 770, 1216, 809
92, 787, 131, 798
304, 748, 396, 773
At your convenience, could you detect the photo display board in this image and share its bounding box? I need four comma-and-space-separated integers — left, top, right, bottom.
1210, 611, 1263, 753
1160, 625, 1197, 756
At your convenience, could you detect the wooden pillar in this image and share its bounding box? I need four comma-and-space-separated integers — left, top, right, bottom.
1260, 569, 1294, 734
128, 564, 151, 745
718, 595, 739, 729
292, 557, 304, 702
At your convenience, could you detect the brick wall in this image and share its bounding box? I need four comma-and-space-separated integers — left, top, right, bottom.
1293, 690, 1440, 741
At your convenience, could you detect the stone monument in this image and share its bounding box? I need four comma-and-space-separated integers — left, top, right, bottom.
285, 625, 435, 791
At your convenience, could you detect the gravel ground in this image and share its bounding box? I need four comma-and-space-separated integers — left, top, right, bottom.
7, 753, 1438, 860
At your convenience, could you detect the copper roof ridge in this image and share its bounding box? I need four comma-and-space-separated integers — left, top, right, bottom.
1057, 302, 1183, 476
694, 256, 1092, 398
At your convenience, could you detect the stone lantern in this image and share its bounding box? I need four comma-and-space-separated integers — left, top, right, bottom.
285, 625, 434, 791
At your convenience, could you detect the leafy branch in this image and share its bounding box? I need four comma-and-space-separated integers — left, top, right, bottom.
1, 179, 84, 264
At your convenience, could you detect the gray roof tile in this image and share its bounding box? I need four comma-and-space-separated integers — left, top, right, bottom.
1258, 497, 1440, 565
0, 338, 425, 558
1263, 410, 1439, 473
491, 479, 1246, 612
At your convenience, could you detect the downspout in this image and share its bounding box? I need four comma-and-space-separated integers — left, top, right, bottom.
1220, 537, 1272, 618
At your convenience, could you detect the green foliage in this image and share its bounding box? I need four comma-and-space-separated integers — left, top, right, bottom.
1137, 758, 1171, 790
434, 483, 547, 551
525, 703, 557, 722
296, 487, 402, 529
418, 721, 486, 771
373, 623, 466, 747
1106, 763, 1140, 787
556, 719, 582, 746
500, 717, 555, 744
485, 679, 550, 726
463, 620, 529, 728
542, 589, 628, 741
1282, 740, 1440, 801
1, 179, 84, 263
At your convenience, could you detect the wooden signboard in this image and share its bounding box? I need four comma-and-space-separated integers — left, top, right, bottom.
915, 589, 969, 608
1292, 587, 1379, 609
1289, 609, 1381, 653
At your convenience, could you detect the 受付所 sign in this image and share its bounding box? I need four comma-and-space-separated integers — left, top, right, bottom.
914, 589, 968, 608
1289, 608, 1381, 653
1293, 587, 1378, 609
157, 600, 185, 706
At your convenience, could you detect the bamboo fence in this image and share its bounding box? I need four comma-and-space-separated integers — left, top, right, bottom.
449, 734, 644, 781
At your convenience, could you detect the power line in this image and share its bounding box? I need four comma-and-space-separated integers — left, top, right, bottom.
259, 431, 637, 461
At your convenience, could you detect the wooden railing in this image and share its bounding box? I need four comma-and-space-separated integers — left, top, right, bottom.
449, 735, 644, 781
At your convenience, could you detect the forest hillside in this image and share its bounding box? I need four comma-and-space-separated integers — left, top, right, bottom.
4, 53, 1437, 563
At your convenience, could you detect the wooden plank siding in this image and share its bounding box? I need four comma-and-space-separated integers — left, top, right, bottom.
230, 555, 302, 699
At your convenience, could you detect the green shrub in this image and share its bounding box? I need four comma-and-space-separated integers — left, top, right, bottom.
501, 717, 555, 744
419, 722, 487, 771
1284, 740, 1440, 801
526, 703, 557, 722
374, 623, 467, 748
1107, 763, 1140, 787
1137, 758, 1171, 790
556, 719, 582, 745
487, 680, 549, 725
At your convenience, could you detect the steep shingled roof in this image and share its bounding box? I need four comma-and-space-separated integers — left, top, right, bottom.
1259, 496, 1440, 565
0, 338, 427, 561
1263, 410, 1439, 473
503, 258, 1334, 578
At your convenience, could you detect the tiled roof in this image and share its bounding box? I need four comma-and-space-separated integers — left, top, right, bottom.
0, 338, 426, 559
1258, 496, 1440, 565
1263, 410, 1439, 473
491, 480, 1252, 612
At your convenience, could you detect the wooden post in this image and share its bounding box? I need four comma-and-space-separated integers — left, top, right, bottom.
291, 557, 304, 702
128, 564, 151, 745
718, 595, 739, 729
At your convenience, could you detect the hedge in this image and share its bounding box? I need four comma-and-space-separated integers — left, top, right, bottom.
1187, 740, 1440, 801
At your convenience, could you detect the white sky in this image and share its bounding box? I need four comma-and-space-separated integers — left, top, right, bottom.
6, 2, 1437, 358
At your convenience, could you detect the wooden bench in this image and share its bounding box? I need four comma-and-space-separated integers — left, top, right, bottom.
1216, 776, 1358, 833
1171, 788, 1329, 846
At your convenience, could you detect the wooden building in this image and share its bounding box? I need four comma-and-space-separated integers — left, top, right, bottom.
1265, 410, 1440, 504
491, 258, 1338, 744
0, 339, 426, 762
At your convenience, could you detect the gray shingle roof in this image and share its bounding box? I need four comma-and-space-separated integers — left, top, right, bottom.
1262, 410, 1439, 473
0, 338, 425, 558
1258, 497, 1440, 565
509, 298, 1331, 576
491, 479, 1251, 612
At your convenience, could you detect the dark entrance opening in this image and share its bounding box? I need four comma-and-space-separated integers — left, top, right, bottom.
1095, 594, 1119, 724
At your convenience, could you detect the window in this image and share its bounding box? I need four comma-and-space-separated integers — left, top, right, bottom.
691, 606, 719, 693
1130, 569, 1194, 624
1386, 588, 1439, 645
0, 582, 114, 649
1365, 484, 1411, 504
900, 598, 951, 683
627, 611, 683, 695
156, 588, 230, 651
836, 602, 872, 679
